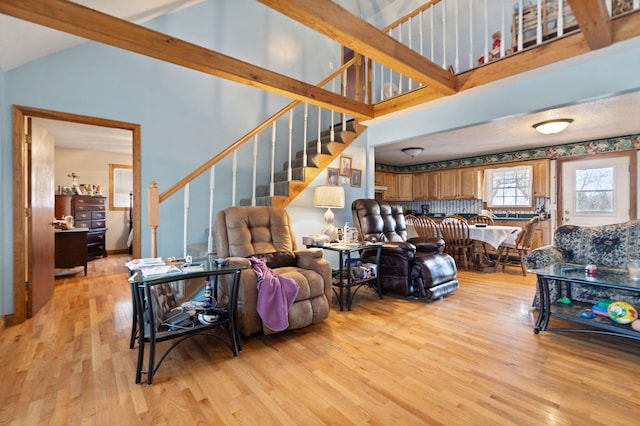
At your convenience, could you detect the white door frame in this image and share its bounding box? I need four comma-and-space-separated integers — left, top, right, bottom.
556, 151, 637, 227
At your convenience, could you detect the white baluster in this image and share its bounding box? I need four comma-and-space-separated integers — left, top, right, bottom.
303, 103, 308, 167
536, 0, 543, 44
342, 69, 347, 129
469, 0, 474, 69
634, 1, 639, 12
518, 0, 523, 52
183, 183, 189, 258
232, 149, 237, 206
252, 135, 258, 206
330, 63, 335, 142
397, 24, 403, 94
207, 166, 215, 253
483, 0, 488, 64
430, 6, 435, 60
454, 0, 459, 73
408, 18, 413, 91
379, 62, 384, 101
442, 1, 447, 68
501, 0, 506, 57
557, 0, 564, 37
288, 110, 293, 181
317, 107, 322, 157
270, 122, 276, 197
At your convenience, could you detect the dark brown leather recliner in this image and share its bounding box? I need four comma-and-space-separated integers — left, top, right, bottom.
351, 199, 459, 300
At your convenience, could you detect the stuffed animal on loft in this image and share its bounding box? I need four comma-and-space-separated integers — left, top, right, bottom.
477, 30, 503, 65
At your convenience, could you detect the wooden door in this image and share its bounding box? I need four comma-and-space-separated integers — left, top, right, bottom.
28, 119, 56, 315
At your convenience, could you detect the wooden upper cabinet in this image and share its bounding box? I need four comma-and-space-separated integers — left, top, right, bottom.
426, 171, 440, 199
439, 168, 481, 199
414, 172, 427, 200
383, 172, 398, 201
532, 159, 550, 197
397, 174, 414, 201
374, 171, 386, 187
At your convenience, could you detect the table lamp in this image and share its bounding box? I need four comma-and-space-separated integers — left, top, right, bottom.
313, 185, 345, 241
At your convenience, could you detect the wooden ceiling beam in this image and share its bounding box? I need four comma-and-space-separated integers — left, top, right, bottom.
0, 0, 373, 120
258, 0, 458, 96
567, 0, 613, 50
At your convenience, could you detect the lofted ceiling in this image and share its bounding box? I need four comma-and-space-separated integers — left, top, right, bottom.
1, 0, 639, 165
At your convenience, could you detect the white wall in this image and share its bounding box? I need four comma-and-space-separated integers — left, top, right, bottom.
55, 147, 132, 251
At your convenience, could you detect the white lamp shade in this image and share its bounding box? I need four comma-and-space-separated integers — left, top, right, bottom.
313, 186, 345, 208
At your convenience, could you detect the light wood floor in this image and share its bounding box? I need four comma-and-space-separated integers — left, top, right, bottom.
1, 254, 640, 425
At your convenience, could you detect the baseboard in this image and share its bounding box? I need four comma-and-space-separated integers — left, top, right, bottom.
108, 249, 130, 255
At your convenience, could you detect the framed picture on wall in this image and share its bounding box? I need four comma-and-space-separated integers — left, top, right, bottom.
339, 156, 352, 176
350, 169, 362, 187
327, 168, 339, 186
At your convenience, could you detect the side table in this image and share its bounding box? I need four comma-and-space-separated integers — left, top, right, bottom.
129, 258, 246, 385
318, 242, 383, 311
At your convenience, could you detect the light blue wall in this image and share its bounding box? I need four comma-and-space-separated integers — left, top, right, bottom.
0, 0, 344, 315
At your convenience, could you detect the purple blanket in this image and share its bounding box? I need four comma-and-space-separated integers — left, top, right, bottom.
250, 256, 300, 331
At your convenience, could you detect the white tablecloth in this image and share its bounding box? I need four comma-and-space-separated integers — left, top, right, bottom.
468, 225, 521, 249
406, 223, 521, 249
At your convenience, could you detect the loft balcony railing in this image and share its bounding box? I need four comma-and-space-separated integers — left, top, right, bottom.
370, 0, 639, 103
148, 0, 639, 257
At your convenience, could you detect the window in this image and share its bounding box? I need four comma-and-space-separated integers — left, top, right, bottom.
109, 164, 132, 210
483, 165, 533, 208
575, 167, 614, 213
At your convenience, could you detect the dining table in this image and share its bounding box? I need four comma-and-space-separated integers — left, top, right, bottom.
406, 222, 522, 270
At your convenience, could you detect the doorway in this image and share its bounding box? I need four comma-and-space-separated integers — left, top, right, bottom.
12, 105, 141, 324
558, 152, 636, 226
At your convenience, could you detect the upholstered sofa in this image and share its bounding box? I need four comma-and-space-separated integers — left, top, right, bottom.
525, 220, 640, 306
215, 206, 332, 336
351, 199, 459, 300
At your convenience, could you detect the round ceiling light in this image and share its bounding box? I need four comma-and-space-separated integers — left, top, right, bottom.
532, 118, 574, 135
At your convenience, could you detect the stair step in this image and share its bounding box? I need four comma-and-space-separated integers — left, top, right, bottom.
254, 180, 291, 197
274, 168, 305, 183
239, 196, 275, 206
285, 154, 319, 170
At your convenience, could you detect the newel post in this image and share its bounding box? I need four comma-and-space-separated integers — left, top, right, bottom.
148, 181, 159, 258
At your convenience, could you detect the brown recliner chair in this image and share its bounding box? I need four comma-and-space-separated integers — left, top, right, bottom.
351, 199, 459, 300
215, 206, 332, 336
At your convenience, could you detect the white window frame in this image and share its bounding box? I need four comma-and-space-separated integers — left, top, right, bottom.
483, 165, 533, 208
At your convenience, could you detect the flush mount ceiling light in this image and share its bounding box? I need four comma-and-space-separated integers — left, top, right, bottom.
401, 147, 424, 157
532, 118, 574, 135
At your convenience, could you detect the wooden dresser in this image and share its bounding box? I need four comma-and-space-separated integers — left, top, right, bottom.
56, 195, 108, 260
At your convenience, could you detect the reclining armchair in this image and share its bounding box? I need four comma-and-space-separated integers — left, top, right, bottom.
351, 199, 459, 300
215, 206, 332, 336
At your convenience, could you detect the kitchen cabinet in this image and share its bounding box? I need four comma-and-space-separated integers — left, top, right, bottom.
375, 172, 413, 201
440, 168, 481, 199
397, 174, 414, 201
414, 171, 440, 200
532, 159, 550, 197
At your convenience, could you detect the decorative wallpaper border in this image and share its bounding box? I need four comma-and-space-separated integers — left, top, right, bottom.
376, 133, 640, 172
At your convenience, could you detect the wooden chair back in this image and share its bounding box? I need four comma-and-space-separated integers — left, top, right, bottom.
412, 216, 440, 238
469, 215, 495, 226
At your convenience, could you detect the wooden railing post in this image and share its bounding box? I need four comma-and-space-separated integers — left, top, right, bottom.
148, 181, 159, 258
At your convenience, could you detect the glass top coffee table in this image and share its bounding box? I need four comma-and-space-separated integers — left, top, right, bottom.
530, 263, 640, 341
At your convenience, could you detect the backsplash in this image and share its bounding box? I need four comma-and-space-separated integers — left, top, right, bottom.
402, 198, 549, 216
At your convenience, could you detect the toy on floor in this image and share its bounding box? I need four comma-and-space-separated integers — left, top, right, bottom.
607, 301, 638, 324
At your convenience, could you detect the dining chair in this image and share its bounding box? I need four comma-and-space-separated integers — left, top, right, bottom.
494, 216, 540, 275
468, 214, 496, 259
439, 216, 475, 270
442, 214, 468, 223
412, 215, 440, 239
468, 215, 495, 225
